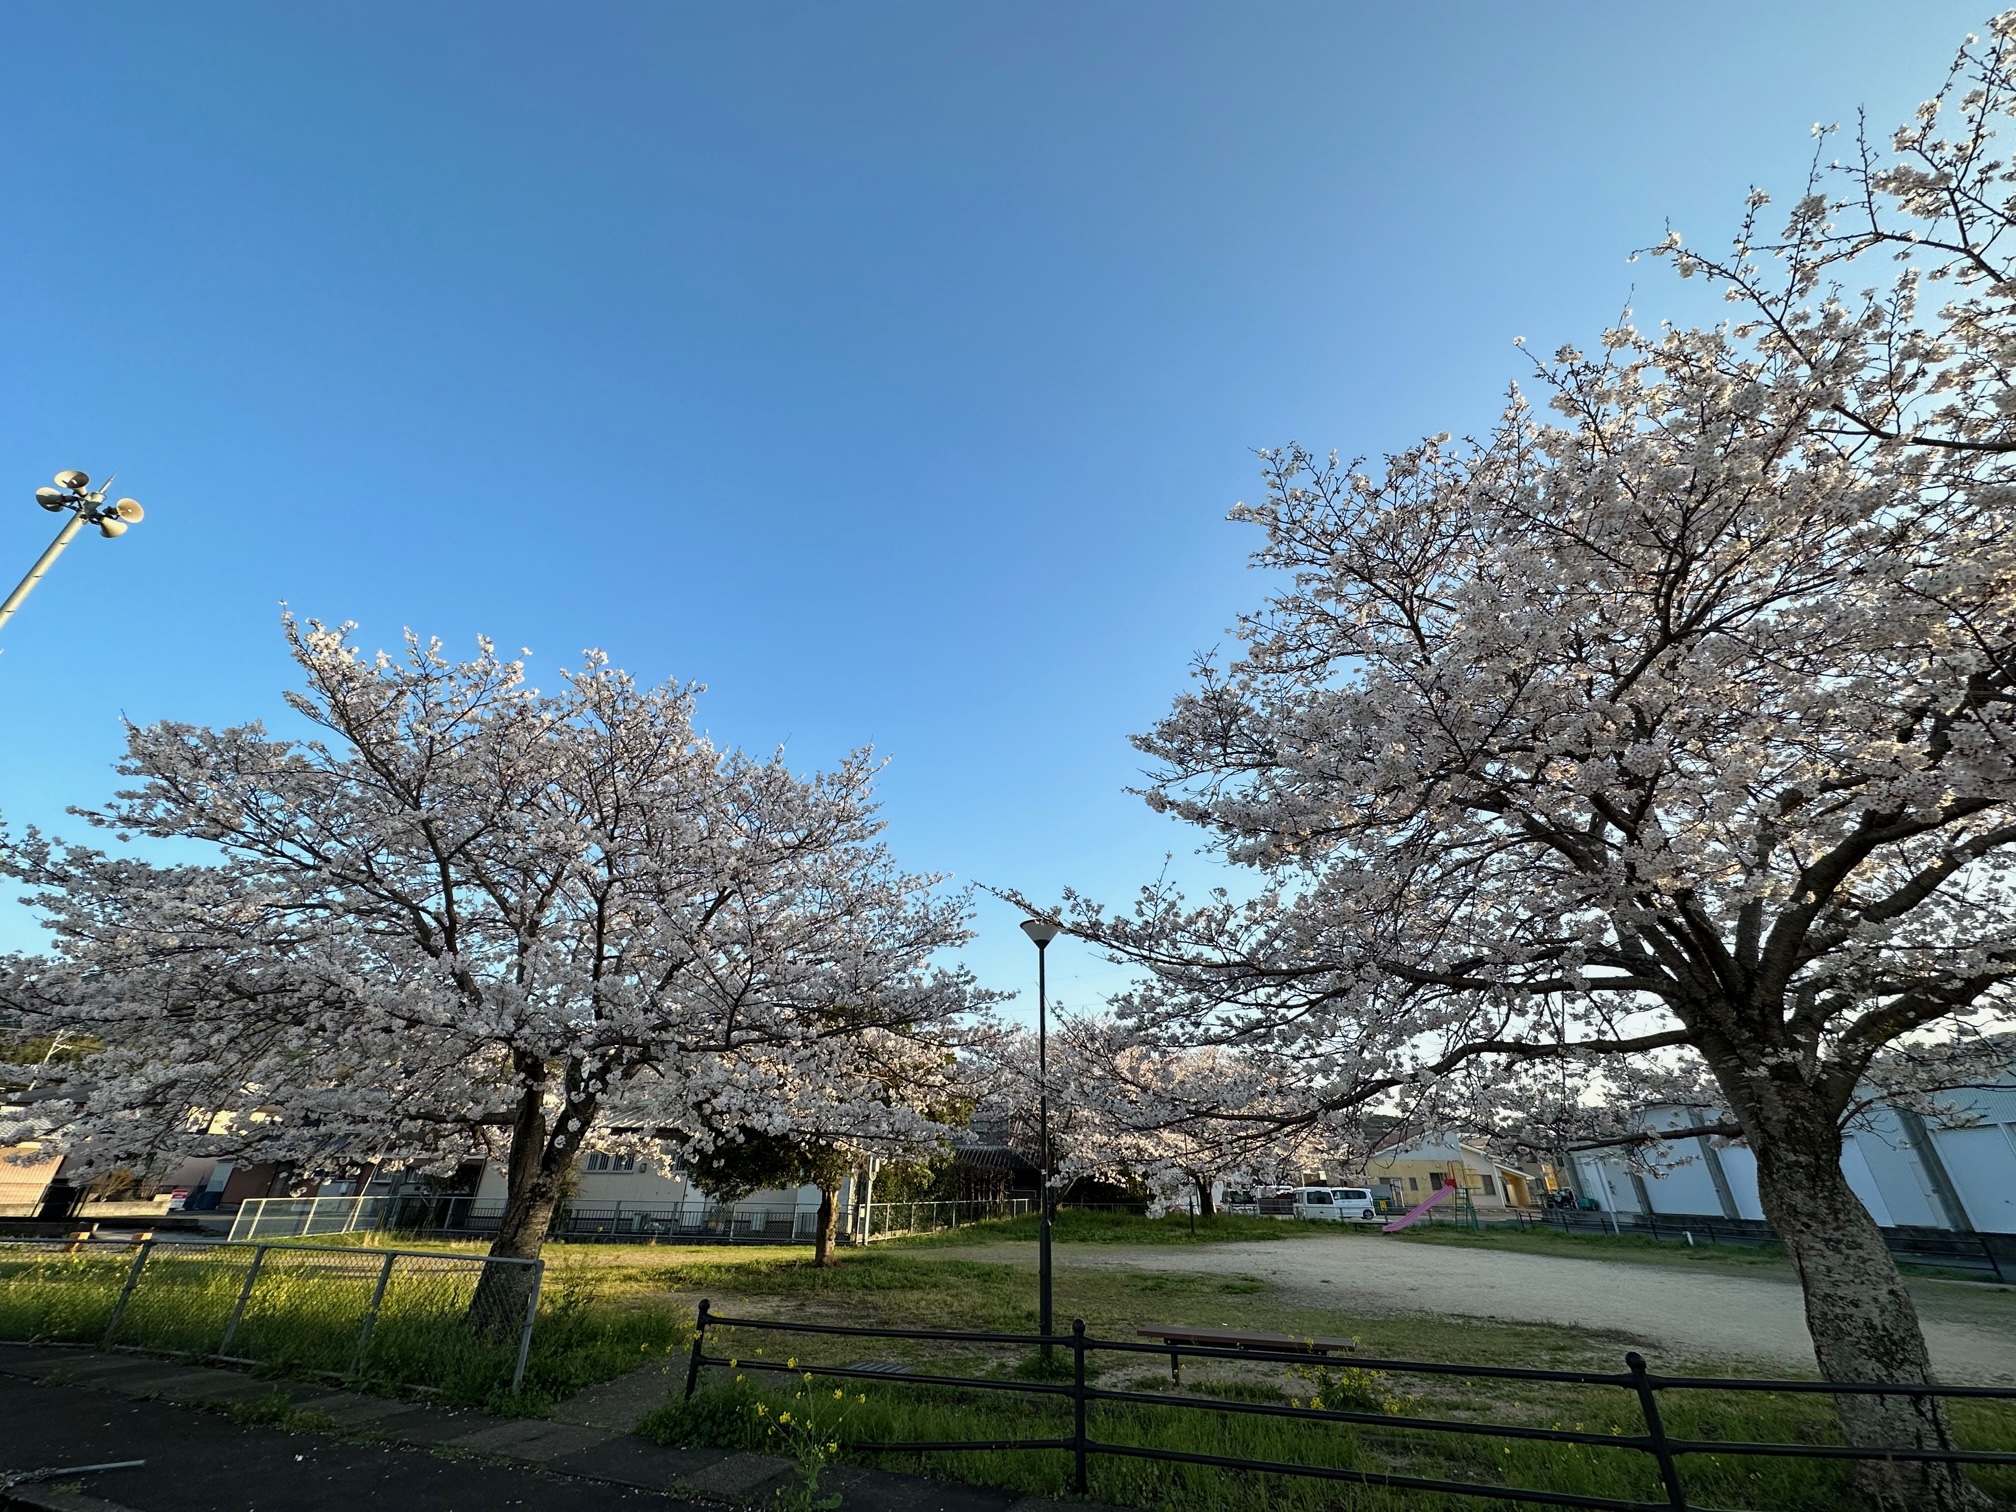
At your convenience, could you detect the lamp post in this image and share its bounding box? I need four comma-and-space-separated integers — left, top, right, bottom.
0, 471, 145, 636
1019, 917, 1061, 1357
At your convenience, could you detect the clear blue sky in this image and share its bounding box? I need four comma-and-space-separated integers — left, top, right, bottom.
0, 2, 1988, 1012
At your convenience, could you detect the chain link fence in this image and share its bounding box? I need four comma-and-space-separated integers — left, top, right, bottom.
0, 1236, 540, 1395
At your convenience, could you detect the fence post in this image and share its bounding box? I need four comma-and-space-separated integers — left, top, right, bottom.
510, 1258, 543, 1395
684, 1299, 712, 1400
348, 1251, 399, 1377
101, 1238, 156, 1347
1071, 1318, 1089, 1495
218, 1245, 269, 1356
1625, 1351, 1689, 1510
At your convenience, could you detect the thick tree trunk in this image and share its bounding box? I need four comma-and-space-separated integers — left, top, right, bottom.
813, 1181, 838, 1267
1727, 1071, 1988, 1511
1193, 1175, 1216, 1217
466, 1076, 581, 1342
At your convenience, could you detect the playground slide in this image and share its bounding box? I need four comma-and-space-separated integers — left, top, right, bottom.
1381, 1183, 1456, 1232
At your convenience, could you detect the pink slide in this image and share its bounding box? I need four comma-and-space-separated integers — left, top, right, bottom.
1381, 1183, 1456, 1232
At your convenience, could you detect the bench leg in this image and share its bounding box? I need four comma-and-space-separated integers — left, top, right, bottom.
1170, 1350, 1181, 1385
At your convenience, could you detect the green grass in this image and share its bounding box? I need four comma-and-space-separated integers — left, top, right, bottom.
0, 1242, 688, 1413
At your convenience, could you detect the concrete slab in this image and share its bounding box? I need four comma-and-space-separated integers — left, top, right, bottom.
290, 1391, 423, 1426
823, 1463, 1023, 1511
545, 1439, 729, 1492
366, 1406, 492, 1447
0, 1345, 97, 1379
446, 1420, 617, 1463
134, 1370, 275, 1403
669, 1450, 794, 1500
550, 1361, 685, 1430
45, 1361, 207, 1394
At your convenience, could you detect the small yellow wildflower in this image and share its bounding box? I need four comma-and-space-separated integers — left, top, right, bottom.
833, 1389, 844, 1399
786, 1357, 797, 1369
779, 1411, 792, 1425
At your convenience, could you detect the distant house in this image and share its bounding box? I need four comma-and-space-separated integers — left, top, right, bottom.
1361, 1134, 1539, 1209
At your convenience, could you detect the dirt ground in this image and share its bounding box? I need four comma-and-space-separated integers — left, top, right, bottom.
928, 1236, 2016, 1382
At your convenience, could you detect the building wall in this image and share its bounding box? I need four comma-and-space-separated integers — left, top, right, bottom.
1364, 1141, 1534, 1208
0, 1147, 62, 1217
1576, 1081, 2016, 1234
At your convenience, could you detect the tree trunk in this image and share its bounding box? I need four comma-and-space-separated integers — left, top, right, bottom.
466, 1077, 577, 1341
813, 1181, 838, 1267
1728, 1070, 1989, 1511
1193, 1175, 1216, 1217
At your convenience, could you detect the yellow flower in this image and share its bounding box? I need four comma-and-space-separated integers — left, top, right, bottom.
833, 1389, 844, 1399
779, 1411, 792, 1425
856, 1395, 866, 1403
786, 1357, 797, 1369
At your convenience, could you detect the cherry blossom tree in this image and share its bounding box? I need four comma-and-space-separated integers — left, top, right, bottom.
1032, 21, 2016, 1504
1, 618, 982, 1327
1049, 1020, 1344, 1214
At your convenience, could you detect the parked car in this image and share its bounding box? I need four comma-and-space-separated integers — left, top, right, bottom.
1328, 1187, 1381, 1222
1259, 1186, 1376, 1221
1221, 1190, 1261, 1216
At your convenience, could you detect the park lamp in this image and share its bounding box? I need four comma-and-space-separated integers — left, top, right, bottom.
1, 470, 145, 634
1020, 915, 1063, 1355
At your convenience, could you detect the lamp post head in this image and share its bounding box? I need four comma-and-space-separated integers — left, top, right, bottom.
1020, 919, 1062, 948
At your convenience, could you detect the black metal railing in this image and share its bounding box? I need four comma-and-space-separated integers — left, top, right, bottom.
681, 1303, 2016, 1510
1491, 1207, 2016, 1281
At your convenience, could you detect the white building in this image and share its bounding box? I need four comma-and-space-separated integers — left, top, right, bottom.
1572, 1078, 2016, 1235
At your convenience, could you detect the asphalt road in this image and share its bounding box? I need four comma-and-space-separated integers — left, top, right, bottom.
940, 1235, 2016, 1381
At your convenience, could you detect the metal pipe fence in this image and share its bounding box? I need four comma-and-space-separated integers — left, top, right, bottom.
859, 1199, 1032, 1240
1483, 1207, 2016, 1281
0, 1236, 540, 1394
683, 1304, 2016, 1509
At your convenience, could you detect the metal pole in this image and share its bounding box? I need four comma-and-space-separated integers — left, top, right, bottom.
349, 1252, 398, 1377
0, 513, 87, 634
684, 1299, 712, 1399
1071, 1318, 1089, 1494
1037, 938, 1053, 1361
102, 1239, 155, 1347
509, 1259, 543, 1395
218, 1245, 268, 1356
1625, 1351, 1690, 1509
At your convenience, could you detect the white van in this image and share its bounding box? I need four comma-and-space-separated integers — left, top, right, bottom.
1283, 1186, 1377, 1221
1329, 1187, 1380, 1222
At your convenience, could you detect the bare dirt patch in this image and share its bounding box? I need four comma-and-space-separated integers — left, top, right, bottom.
923, 1235, 2016, 1381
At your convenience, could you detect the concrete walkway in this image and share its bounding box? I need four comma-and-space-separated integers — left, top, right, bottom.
931, 1236, 2016, 1381
0, 1346, 1087, 1512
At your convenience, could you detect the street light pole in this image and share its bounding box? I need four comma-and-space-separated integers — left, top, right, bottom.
1019, 917, 1062, 1359
0, 471, 145, 637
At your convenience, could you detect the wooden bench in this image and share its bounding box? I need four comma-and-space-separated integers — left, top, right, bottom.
1136, 1324, 1357, 1382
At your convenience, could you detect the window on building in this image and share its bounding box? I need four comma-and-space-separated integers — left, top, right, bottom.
1481, 1174, 1497, 1196
584, 1151, 636, 1174
1407, 1176, 1418, 1192
1429, 1173, 1444, 1189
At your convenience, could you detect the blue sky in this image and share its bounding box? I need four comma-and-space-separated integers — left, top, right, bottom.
0, 2, 1988, 1012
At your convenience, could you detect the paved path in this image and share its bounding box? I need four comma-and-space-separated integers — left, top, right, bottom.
935, 1237, 2016, 1381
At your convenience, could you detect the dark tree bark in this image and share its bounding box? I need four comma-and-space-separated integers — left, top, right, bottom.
1709, 1052, 1989, 1511
812, 1180, 839, 1268
1192, 1174, 1216, 1217
466, 1069, 589, 1341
